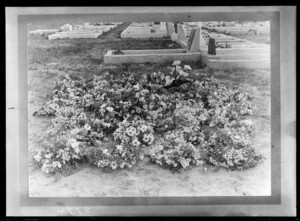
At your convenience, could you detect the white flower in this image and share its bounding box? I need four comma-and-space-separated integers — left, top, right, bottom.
120, 162, 125, 168
178, 70, 189, 77
103, 149, 109, 154
133, 84, 140, 90
196, 160, 204, 166
34, 154, 41, 162
70, 128, 80, 135
116, 145, 123, 151
106, 107, 114, 112
126, 126, 137, 136
140, 125, 148, 132
70, 142, 79, 149
172, 60, 181, 66
84, 124, 91, 131
110, 161, 118, 170
45, 153, 53, 159
165, 76, 175, 86
183, 65, 192, 70
50, 103, 60, 111
79, 112, 87, 120
132, 138, 141, 147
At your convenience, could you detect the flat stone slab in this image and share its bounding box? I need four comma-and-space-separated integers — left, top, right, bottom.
29, 29, 60, 36
120, 32, 168, 39
121, 23, 168, 39
202, 52, 270, 69
48, 32, 102, 40
201, 45, 270, 54
104, 49, 201, 64
206, 58, 270, 69
205, 53, 270, 61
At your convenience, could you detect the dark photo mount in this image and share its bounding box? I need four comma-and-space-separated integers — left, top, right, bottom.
5, 6, 296, 217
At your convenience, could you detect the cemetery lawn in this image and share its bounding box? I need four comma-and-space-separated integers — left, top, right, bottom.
28, 22, 271, 197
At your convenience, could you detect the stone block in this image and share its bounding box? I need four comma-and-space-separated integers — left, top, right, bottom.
166, 22, 175, 37
60, 24, 72, 32
177, 24, 187, 42
29, 29, 60, 36
104, 49, 202, 64
208, 38, 216, 55
206, 59, 270, 69
187, 29, 196, 50
188, 27, 206, 53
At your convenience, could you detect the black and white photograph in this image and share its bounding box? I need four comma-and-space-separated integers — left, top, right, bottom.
6, 6, 296, 217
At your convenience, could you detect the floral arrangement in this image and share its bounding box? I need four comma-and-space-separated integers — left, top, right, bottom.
90, 143, 144, 170
113, 116, 155, 147
31, 133, 86, 175
32, 60, 262, 175
149, 130, 203, 173
204, 120, 262, 170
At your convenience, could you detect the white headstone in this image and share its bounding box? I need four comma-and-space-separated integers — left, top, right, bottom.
188, 27, 205, 53
60, 24, 72, 32
177, 24, 187, 42
166, 22, 175, 37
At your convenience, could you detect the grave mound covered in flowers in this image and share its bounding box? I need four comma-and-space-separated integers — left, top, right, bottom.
32, 61, 263, 175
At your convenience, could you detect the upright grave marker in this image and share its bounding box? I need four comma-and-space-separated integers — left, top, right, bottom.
208, 37, 216, 55
187, 27, 204, 53
166, 22, 175, 37
177, 23, 187, 42
187, 29, 196, 50
60, 24, 72, 32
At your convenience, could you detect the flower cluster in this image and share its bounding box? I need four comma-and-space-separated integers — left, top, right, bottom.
113, 116, 155, 147
204, 120, 261, 169
31, 134, 86, 174
90, 144, 144, 170
149, 130, 203, 172
32, 60, 262, 174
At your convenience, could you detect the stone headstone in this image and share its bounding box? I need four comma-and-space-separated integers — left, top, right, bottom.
177, 23, 187, 42
187, 29, 196, 50
60, 24, 72, 32
208, 37, 216, 55
187, 27, 205, 53
166, 22, 175, 37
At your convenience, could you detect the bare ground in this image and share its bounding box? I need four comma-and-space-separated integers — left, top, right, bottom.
28, 22, 271, 197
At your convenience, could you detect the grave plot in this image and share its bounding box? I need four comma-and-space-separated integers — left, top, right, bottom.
120, 22, 168, 39
202, 21, 270, 35
173, 23, 270, 69
47, 23, 122, 40
105, 27, 202, 64
201, 37, 270, 69
29, 29, 60, 37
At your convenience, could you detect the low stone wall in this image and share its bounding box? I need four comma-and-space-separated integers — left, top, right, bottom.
205, 58, 270, 69
29, 29, 60, 36
47, 23, 119, 40
200, 47, 270, 55
104, 49, 202, 64
120, 23, 168, 39
48, 32, 102, 40
120, 32, 168, 39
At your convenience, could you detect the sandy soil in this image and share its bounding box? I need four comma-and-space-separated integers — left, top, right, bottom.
28, 22, 271, 197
